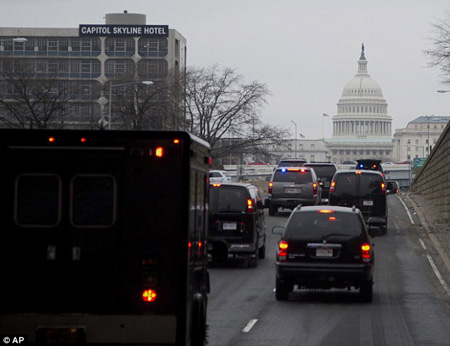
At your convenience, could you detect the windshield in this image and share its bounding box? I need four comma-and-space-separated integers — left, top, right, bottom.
273, 170, 312, 183
284, 211, 363, 240
209, 186, 247, 212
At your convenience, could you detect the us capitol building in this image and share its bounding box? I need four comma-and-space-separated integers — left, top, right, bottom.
326, 45, 393, 163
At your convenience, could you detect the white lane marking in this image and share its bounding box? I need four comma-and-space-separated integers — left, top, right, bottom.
398, 196, 415, 225
427, 255, 450, 296
419, 238, 427, 251
242, 319, 258, 333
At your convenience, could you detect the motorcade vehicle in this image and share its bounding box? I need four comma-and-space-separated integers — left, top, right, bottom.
209, 169, 231, 183
208, 182, 267, 268
386, 180, 400, 194
267, 166, 322, 216
272, 205, 375, 302
355, 159, 385, 177
0, 129, 210, 345
303, 162, 338, 202
328, 170, 388, 235
277, 158, 307, 167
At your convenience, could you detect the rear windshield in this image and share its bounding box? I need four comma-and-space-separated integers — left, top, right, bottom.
334, 173, 383, 196
273, 170, 312, 183
285, 211, 363, 239
209, 186, 248, 213
304, 165, 336, 179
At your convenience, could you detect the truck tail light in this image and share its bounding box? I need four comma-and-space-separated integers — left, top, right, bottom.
361, 243, 371, 263
329, 181, 336, 193
312, 182, 317, 196
268, 182, 273, 194
277, 240, 288, 261
142, 289, 157, 302
247, 199, 254, 213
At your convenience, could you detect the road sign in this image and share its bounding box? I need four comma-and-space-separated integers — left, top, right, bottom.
413, 157, 426, 167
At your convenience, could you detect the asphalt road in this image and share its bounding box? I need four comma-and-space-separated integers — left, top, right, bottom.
206, 195, 450, 346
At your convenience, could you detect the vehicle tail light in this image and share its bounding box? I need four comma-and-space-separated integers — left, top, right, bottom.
142, 289, 157, 302
212, 184, 221, 187
268, 182, 273, 194
155, 146, 164, 157
312, 182, 317, 196
361, 243, 371, 263
247, 199, 254, 213
330, 181, 336, 193
318, 209, 334, 214
381, 182, 386, 194
277, 240, 288, 261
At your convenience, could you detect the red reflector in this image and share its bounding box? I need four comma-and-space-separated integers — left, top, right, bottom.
155, 147, 164, 157
318, 209, 334, 213
48, 137, 55, 143
142, 289, 157, 302
80, 137, 87, 143
173, 139, 180, 144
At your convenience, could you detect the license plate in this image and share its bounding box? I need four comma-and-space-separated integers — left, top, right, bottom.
223, 222, 237, 230
285, 187, 301, 194
36, 328, 84, 343
316, 248, 333, 257
363, 200, 374, 206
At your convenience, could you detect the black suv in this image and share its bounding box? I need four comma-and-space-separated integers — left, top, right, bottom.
355, 159, 384, 177
208, 182, 267, 268
328, 170, 388, 234
303, 162, 338, 202
273, 205, 375, 302
277, 158, 307, 167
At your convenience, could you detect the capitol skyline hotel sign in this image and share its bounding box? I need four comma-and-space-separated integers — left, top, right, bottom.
79, 24, 169, 37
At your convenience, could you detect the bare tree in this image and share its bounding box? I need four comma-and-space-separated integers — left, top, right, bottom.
184, 65, 287, 162
425, 10, 450, 84
0, 69, 73, 129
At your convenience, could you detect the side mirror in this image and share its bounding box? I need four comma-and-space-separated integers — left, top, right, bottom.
272, 225, 285, 235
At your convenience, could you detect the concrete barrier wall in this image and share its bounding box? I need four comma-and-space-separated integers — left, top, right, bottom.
412, 121, 450, 220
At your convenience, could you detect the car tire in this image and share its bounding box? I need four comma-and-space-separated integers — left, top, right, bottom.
275, 278, 290, 301
359, 280, 373, 303
258, 237, 266, 259
269, 205, 277, 216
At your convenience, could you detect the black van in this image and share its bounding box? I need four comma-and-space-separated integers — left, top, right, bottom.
208, 182, 267, 267
303, 162, 338, 202
355, 159, 385, 177
328, 170, 388, 235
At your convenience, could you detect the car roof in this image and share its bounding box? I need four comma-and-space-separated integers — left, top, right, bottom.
209, 182, 255, 188
334, 169, 383, 176
292, 205, 361, 214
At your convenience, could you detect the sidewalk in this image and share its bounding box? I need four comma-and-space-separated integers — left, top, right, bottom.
402, 192, 450, 279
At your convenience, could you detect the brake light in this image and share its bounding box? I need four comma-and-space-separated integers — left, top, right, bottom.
361, 243, 371, 263
268, 182, 273, 194
80, 137, 87, 143
155, 146, 164, 157
277, 240, 288, 261
381, 182, 386, 194
355, 171, 362, 174
48, 137, 55, 143
318, 209, 334, 213
173, 139, 180, 144
142, 289, 157, 302
330, 181, 336, 193
212, 184, 221, 187
247, 199, 254, 213
312, 182, 317, 196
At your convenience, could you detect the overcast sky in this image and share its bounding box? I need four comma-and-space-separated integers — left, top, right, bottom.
2, 0, 450, 138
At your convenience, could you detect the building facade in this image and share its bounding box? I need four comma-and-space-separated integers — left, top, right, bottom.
393, 116, 450, 162
267, 138, 330, 163
326, 44, 393, 163
0, 11, 186, 129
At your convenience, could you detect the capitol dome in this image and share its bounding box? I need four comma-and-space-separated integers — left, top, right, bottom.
326, 44, 394, 164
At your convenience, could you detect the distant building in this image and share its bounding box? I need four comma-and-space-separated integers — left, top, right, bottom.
393, 116, 450, 162
0, 11, 186, 129
266, 138, 330, 163
325, 44, 393, 163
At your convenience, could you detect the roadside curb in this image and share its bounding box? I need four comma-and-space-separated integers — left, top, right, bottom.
402, 193, 450, 284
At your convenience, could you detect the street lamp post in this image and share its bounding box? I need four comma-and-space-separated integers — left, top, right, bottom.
290, 120, 297, 159
423, 115, 434, 157
108, 80, 153, 130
